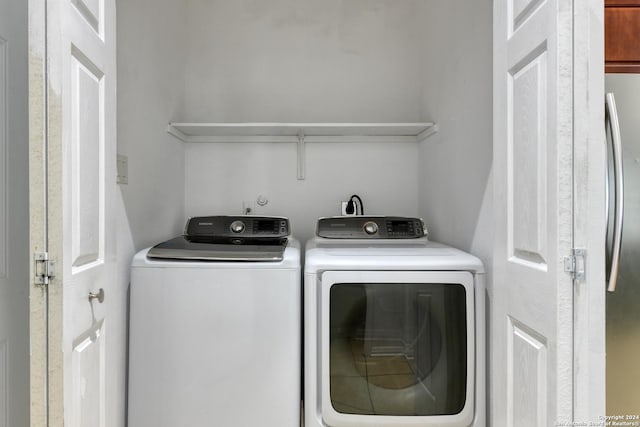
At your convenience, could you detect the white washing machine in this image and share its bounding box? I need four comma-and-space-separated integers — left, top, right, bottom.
304, 216, 485, 427
128, 216, 301, 427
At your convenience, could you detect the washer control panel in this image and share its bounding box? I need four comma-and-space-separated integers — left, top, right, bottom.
317, 216, 425, 239
185, 216, 290, 239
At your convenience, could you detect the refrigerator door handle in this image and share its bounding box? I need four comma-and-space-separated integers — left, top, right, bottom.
605, 93, 624, 292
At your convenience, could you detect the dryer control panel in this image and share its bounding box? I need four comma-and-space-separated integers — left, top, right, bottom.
317, 216, 425, 239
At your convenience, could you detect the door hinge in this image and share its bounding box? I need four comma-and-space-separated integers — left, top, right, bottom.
35, 252, 55, 286
564, 249, 586, 282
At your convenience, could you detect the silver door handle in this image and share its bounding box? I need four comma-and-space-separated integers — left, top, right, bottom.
605, 93, 624, 292
88, 288, 105, 303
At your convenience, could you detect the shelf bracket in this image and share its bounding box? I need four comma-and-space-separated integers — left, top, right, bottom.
417, 124, 439, 142
297, 130, 305, 180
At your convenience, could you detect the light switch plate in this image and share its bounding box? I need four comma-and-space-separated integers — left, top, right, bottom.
117, 154, 128, 184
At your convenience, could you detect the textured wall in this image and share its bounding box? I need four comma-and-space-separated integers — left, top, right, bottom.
180, 0, 426, 241
184, 141, 420, 243
182, 0, 424, 123
117, 0, 188, 250
417, 0, 493, 265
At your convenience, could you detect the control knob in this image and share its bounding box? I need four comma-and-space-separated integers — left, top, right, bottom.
363, 221, 379, 235
230, 220, 245, 233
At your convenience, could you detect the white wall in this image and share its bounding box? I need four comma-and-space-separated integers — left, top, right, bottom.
184, 141, 419, 242
182, 0, 424, 122
417, 0, 493, 422
117, 0, 188, 249
181, 0, 427, 242
116, 0, 188, 425
418, 0, 493, 265
164, 0, 495, 248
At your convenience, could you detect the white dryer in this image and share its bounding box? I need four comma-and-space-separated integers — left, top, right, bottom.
304, 216, 485, 427
128, 216, 301, 427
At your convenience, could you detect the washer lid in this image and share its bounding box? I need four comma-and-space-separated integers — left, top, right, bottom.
147, 236, 288, 262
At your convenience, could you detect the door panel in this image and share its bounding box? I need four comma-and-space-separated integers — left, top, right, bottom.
512, 0, 546, 33
61, 9, 112, 426
71, 0, 102, 35
509, 47, 548, 266
70, 50, 104, 269
71, 320, 106, 427
506, 317, 548, 426
494, 0, 574, 425
45, 0, 116, 425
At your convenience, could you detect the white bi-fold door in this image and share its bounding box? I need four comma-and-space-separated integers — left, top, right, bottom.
492, 0, 606, 425
32, 0, 118, 425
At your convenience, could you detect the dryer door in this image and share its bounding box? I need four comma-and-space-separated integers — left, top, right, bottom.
320, 270, 475, 427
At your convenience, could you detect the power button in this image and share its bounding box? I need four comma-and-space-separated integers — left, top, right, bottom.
363, 221, 378, 235
230, 220, 245, 233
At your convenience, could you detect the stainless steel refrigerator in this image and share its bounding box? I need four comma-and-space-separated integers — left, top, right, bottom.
605, 74, 640, 414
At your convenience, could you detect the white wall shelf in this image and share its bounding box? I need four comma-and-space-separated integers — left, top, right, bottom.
166, 122, 438, 179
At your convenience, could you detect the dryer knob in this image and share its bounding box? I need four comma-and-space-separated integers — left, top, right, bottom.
230, 220, 245, 233
363, 221, 378, 235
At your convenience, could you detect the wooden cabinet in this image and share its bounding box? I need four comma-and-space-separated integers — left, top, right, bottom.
606, 0, 640, 73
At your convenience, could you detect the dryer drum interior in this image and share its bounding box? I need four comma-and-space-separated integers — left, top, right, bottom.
329, 282, 468, 416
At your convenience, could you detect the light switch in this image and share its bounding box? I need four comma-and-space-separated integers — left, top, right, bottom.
117, 154, 128, 184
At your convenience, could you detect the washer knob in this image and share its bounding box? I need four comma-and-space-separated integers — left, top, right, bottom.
363, 221, 378, 235
230, 220, 245, 233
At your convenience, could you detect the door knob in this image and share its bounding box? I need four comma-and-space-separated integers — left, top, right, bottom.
88, 288, 105, 303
